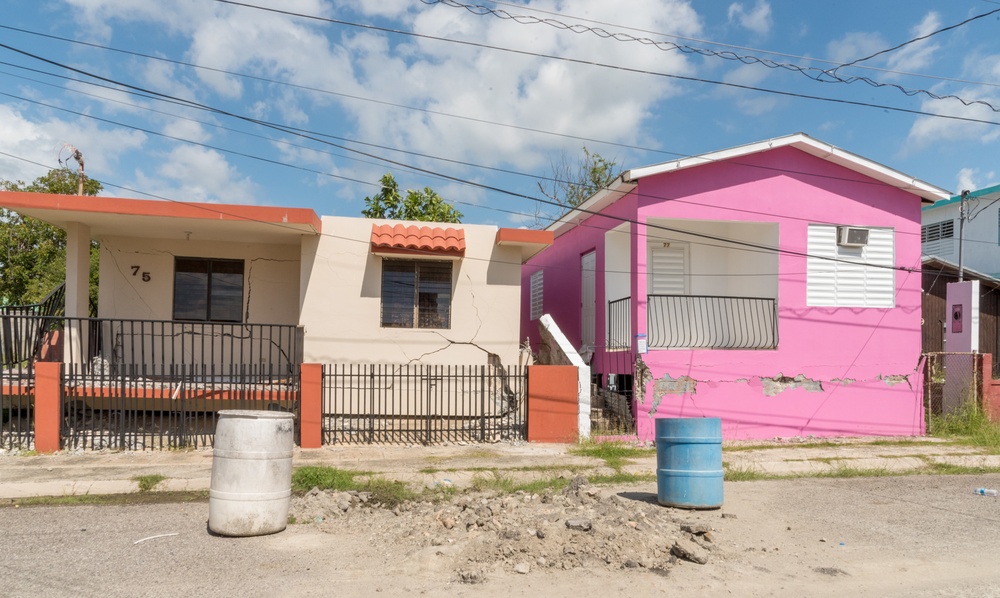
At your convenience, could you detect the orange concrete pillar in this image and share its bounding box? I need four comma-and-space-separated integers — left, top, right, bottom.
299, 363, 323, 449
34, 362, 62, 453
527, 365, 579, 443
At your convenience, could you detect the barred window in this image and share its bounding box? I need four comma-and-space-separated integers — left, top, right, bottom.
529, 270, 543, 320
381, 260, 452, 329
921, 220, 954, 243
173, 257, 244, 322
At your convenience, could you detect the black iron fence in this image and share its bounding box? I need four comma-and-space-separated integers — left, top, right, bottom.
647, 295, 777, 349
322, 363, 526, 444
8, 316, 303, 380
0, 284, 65, 367
62, 363, 300, 450
607, 297, 631, 348
0, 362, 34, 450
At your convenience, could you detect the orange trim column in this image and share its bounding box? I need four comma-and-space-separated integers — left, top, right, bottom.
527, 365, 580, 443
299, 363, 323, 449
34, 362, 62, 453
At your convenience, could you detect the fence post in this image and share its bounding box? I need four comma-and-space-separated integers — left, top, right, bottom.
299, 363, 323, 449
34, 361, 62, 453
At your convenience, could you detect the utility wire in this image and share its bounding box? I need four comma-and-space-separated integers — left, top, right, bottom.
422, 0, 1000, 114
833, 7, 1000, 73
204, 0, 1000, 127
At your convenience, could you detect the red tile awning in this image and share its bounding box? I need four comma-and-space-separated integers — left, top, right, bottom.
370, 224, 466, 258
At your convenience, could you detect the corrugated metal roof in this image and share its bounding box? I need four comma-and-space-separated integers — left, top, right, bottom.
370, 223, 466, 257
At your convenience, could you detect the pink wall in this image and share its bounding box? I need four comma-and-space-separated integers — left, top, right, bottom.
522, 147, 926, 440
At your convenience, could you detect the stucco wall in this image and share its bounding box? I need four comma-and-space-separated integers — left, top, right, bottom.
522, 147, 927, 440
98, 236, 301, 324
300, 216, 525, 365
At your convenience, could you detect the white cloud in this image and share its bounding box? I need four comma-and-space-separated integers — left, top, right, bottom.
0, 103, 146, 190
905, 87, 1000, 149
826, 32, 887, 66
956, 168, 998, 193
727, 1, 772, 36
885, 12, 941, 73
137, 145, 259, 203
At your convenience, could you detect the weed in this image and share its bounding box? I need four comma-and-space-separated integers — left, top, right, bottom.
470, 470, 517, 494
925, 462, 1000, 475
588, 471, 655, 486
723, 463, 771, 482
291, 466, 358, 493
132, 474, 166, 493
571, 440, 654, 469
291, 466, 416, 508
4, 491, 208, 508
930, 400, 1000, 453
808, 465, 895, 479
287, 514, 298, 524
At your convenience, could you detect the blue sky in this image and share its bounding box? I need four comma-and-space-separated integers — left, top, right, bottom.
2, 0, 999, 226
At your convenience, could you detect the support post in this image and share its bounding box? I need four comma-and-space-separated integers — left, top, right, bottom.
34, 362, 62, 453
299, 363, 323, 449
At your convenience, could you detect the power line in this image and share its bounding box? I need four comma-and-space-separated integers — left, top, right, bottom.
423, 0, 1000, 114
833, 7, 1000, 73
202, 0, 1000, 128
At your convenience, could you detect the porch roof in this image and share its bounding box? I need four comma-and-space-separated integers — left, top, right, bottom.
0, 191, 322, 244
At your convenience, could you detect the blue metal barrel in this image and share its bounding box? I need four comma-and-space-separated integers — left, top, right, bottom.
655, 417, 723, 509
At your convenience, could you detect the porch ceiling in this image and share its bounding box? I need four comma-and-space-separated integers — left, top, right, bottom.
0, 191, 321, 244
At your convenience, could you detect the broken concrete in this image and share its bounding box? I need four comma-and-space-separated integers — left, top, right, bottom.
761, 374, 823, 396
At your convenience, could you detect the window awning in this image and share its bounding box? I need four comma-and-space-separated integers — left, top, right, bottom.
370, 224, 466, 258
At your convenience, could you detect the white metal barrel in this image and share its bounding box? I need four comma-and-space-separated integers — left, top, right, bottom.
208, 410, 294, 537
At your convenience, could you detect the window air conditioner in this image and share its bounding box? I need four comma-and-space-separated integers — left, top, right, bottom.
836, 226, 869, 248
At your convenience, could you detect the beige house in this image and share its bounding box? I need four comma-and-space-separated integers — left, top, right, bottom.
0, 191, 551, 371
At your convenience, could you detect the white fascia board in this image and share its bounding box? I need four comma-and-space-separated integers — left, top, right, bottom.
546, 177, 637, 238
623, 133, 951, 203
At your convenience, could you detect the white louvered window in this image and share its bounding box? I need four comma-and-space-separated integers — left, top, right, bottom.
807, 225, 894, 308
530, 270, 543, 320
648, 244, 688, 295
921, 220, 954, 256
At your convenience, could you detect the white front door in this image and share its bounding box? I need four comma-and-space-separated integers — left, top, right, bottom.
581, 250, 596, 351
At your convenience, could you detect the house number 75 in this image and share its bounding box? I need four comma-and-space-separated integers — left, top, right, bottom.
131, 266, 151, 282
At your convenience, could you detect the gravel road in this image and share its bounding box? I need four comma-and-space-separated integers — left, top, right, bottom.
3, 473, 1000, 597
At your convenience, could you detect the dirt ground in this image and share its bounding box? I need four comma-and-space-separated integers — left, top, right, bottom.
4, 472, 1000, 597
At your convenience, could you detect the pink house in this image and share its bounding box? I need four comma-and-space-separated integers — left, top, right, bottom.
521, 134, 951, 440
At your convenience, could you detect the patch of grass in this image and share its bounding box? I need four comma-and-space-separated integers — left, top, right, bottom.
807, 465, 896, 479
470, 470, 517, 494
588, 471, 656, 486
292, 466, 359, 492
291, 466, 416, 508
511, 476, 571, 495
132, 474, 166, 492
5, 491, 208, 508
924, 462, 1000, 475
571, 440, 654, 469
723, 463, 771, 482
931, 400, 1000, 453
287, 514, 298, 524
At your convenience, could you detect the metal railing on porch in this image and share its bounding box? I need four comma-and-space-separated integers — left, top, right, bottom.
322, 363, 526, 445
647, 295, 777, 349
0, 362, 34, 450
607, 296, 631, 349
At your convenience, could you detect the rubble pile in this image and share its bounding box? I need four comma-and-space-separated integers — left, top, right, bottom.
290, 476, 725, 582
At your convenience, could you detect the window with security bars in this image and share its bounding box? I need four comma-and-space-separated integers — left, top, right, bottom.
380, 260, 453, 329
529, 270, 543, 320
921, 220, 954, 243
173, 257, 244, 322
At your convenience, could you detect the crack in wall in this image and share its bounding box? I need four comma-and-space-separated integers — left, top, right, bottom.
761, 374, 823, 396
646, 371, 913, 402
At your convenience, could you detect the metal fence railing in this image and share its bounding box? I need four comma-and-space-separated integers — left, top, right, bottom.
607, 297, 631, 349
0, 284, 65, 367
322, 364, 526, 445
647, 295, 777, 349
924, 352, 980, 432
0, 362, 34, 450
61, 363, 300, 450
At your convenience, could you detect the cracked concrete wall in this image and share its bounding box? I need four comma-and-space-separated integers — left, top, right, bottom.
300, 216, 526, 365
98, 236, 300, 324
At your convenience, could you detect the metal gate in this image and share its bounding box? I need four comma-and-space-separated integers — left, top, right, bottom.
924, 352, 980, 430
322, 364, 526, 444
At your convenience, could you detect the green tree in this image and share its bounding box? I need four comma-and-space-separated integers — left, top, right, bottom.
536, 147, 621, 225
0, 169, 102, 307
362, 173, 463, 223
